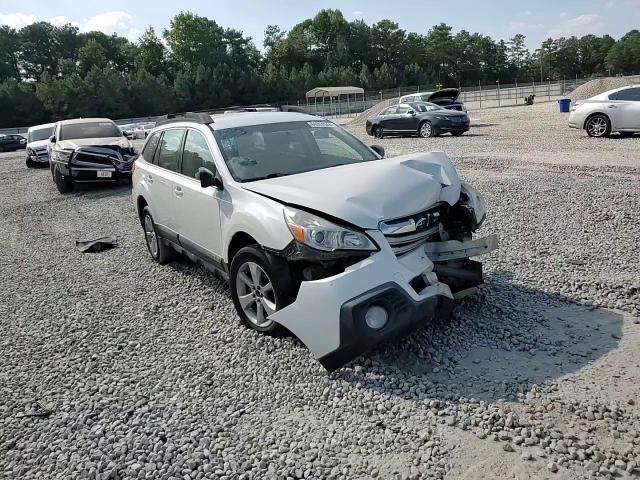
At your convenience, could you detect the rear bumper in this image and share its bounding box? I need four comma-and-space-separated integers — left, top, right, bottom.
270, 231, 498, 370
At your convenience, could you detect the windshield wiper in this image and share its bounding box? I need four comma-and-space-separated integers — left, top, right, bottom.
244, 172, 289, 182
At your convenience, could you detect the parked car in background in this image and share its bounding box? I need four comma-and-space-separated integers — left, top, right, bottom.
133, 107, 496, 370
400, 89, 467, 112
569, 85, 640, 137
120, 122, 156, 139
0, 133, 27, 152
366, 102, 470, 138
49, 118, 137, 193
25, 123, 55, 168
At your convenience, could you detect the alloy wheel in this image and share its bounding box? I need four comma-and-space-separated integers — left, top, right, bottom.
420, 122, 433, 138
144, 215, 158, 257
235, 261, 277, 328
587, 117, 607, 137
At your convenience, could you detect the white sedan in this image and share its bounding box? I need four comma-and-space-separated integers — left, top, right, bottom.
569, 85, 640, 137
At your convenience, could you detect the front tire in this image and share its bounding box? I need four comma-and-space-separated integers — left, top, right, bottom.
230, 246, 294, 335
26, 158, 36, 168
373, 126, 384, 139
141, 207, 174, 264
419, 121, 435, 138
585, 114, 611, 138
53, 166, 74, 193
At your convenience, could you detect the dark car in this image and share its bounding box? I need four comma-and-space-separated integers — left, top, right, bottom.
0, 134, 27, 152
366, 102, 470, 138
400, 89, 467, 112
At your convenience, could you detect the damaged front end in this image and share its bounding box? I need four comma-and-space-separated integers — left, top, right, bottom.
269, 185, 498, 371
52, 145, 137, 182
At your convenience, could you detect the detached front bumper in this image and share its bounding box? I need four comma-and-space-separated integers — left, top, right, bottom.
270, 231, 498, 370
26, 150, 49, 164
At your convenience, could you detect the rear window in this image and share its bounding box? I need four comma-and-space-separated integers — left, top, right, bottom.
59, 121, 121, 140
28, 127, 53, 143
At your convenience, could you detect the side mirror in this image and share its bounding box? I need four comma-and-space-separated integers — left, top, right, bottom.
49, 135, 56, 143
410, 110, 417, 116
198, 168, 223, 190
370, 145, 385, 158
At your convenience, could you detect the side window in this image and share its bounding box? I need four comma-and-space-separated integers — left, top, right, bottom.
181, 130, 217, 179
142, 132, 161, 162
155, 129, 184, 172
613, 88, 640, 101
397, 106, 410, 114
316, 130, 362, 160
382, 106, 398, 115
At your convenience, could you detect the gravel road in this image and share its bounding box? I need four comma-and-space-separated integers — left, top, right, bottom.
1, 105, 640, 480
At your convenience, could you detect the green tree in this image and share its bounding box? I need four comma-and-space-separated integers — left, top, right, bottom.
607, 30, 640, 74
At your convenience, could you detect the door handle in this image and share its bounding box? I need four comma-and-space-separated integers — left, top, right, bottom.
146, 174, 153, 184
608, 105, 616, 109
174, 186, 183, 197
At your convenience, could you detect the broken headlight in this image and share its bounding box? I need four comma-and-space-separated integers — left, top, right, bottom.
284, 207, 377, 252
51, 149, 72, 163
460, 182, 487, 227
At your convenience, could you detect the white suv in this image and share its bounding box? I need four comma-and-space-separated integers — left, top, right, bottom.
132, 107, 498, 370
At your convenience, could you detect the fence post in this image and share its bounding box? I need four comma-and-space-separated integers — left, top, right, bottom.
548, 78, 551, 102
515, 80, 518, 105
497, 81, 500, 107
479, 81, 482, 109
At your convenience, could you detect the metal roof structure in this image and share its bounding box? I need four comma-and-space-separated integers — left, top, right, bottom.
306, 86, 364, 98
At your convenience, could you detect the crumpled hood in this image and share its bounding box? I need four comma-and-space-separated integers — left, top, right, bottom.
27, 139, 50, 149
56, 136, 131, 151
243, 152, 461, 229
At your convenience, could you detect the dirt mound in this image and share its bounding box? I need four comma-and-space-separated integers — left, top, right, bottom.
567, 76, 640, 102
349, 97, 399, 126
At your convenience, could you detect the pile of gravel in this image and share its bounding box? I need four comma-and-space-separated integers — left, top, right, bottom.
1, 108, 640, 479
567, 75, 640, 102
349, 97, 399, 127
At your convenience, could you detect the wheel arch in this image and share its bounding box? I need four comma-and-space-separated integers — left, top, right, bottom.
583, 111, 610, 130
227, 231, 259, 266
136, 195, 149, 225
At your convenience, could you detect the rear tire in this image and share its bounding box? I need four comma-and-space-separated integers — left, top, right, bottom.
230, 245, 294, 335
53, 166, 74, 193
585, 114, 611, 138
141, 206, 174, 264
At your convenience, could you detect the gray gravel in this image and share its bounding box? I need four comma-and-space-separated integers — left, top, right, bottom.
1, 108, 640, 480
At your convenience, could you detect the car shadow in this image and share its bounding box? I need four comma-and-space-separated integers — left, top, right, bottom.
337, 271, 623, 403
72, 182, 131, 200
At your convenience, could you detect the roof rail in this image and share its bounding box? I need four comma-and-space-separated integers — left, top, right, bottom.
155, 104, 317, 126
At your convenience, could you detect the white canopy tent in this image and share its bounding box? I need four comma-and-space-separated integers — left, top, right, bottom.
305, 86, 365, 117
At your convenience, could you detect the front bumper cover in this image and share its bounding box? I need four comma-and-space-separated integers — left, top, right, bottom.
269, 231, 498, 370
52, 146, 136, 181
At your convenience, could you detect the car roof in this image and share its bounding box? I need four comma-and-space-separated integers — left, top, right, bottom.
58, 118, 115, 125
158, 111, 322, 130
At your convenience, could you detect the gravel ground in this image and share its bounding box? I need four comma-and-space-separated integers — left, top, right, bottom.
1, 107, 640, 480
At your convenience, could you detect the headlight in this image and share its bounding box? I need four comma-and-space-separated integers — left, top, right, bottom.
51, 149, 72, 163
283, 207, 377, 252
460, 182, 487, 226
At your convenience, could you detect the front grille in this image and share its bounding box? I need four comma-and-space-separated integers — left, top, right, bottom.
380, 204, 448, 256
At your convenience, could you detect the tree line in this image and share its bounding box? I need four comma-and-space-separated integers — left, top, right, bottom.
1, 9, 639, 128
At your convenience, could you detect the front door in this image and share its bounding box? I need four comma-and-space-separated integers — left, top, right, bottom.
610, 88, 640, 130
172, 128, 224, 265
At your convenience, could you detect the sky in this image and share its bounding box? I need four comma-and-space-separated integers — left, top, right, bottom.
1, 0, 639, 50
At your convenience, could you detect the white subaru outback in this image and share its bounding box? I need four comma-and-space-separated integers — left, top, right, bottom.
132, 107, 498, 370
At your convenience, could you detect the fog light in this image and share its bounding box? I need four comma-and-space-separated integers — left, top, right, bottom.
364, 305, 388, 330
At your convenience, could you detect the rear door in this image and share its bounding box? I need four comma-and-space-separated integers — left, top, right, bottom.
172, 128, 224, 265
610, 88, 640, 130
145, 128, 185, 240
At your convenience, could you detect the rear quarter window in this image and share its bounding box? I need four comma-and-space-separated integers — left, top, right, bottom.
142, 132, 161, 162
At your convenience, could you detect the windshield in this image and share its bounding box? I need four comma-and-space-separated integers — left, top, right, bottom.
28, 126, 53, 143
213, 121, 379, 182
59, 121, 121, 140
410, 102, 443, 112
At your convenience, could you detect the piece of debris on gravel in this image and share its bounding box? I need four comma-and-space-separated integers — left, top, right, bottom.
1, 106, 639, 479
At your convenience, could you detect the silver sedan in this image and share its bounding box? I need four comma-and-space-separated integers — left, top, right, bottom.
569, 85, 640, 137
